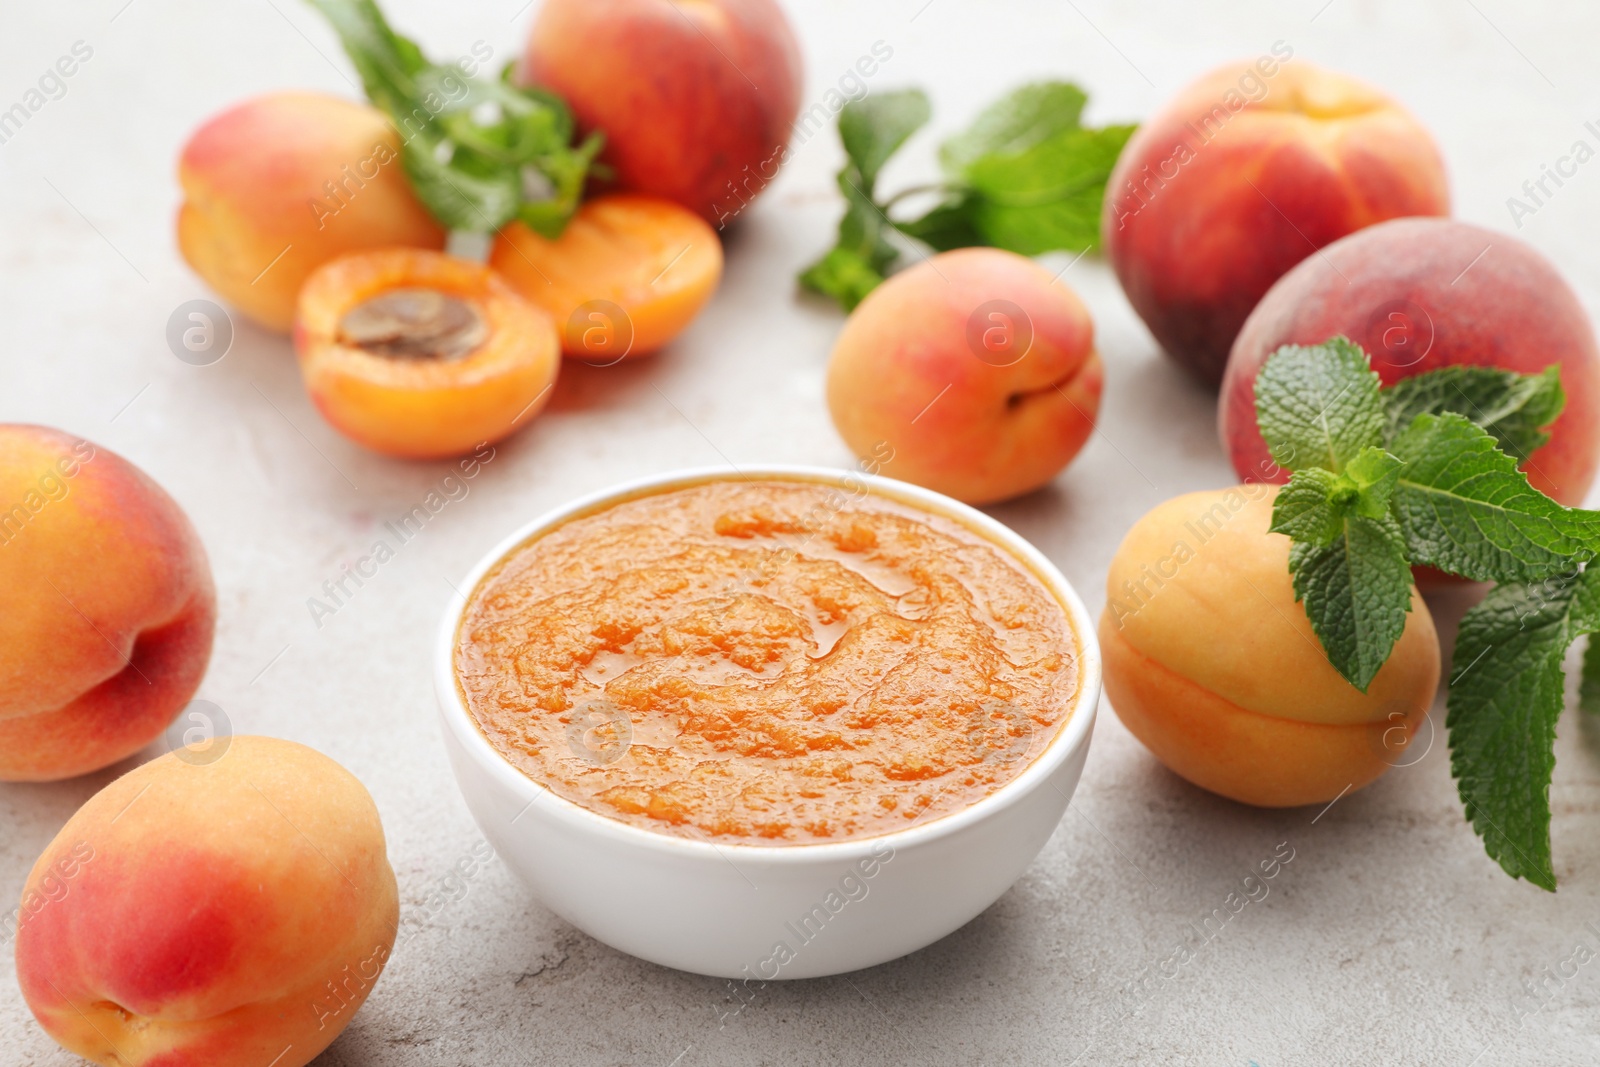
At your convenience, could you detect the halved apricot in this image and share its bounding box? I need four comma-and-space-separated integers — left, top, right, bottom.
294, 249, 559, 459
490, 194, 723, 363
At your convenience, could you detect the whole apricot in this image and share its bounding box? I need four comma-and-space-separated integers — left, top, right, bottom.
825, 247, 1103, 506
15, 737, 399, 1067
491, 194, 723, 360
0, 426, 215, 781
294, 248, 560, 459
1099, 486, 1440, 807
521, 0, 802, 225
178, 92, 446, 332
1103, 57, 1449, 384
1221, 217, 1600, 506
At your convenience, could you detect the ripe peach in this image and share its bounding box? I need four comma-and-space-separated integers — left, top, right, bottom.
1103, 55, 1450, 384
294, 248, 561, 459
0, 426, 215, 782
1099, 486, 1441, 807
178, 91, 446, 332
15, 737, 398, 1067
520, 0, 803, 225
1221, 217, 1600, 506
491, 194, 723, 360
825, 247, 1102, 506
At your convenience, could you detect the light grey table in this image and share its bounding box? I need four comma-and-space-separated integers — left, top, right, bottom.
5, 0, 1600, 1063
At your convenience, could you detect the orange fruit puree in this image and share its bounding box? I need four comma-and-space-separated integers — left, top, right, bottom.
454, 478, 1079, 844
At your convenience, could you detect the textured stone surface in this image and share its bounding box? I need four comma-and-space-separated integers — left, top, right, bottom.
4, 0, 1600, 1063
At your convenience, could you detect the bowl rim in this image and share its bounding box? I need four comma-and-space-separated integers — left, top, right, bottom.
434, 463, 1100, 867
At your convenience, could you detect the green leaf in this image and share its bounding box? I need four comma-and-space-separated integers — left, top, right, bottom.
955, 124, 1136, 255
1382, 365, 1565, 462
892, 191, 984, 252
1253, 338, 1386, 474
839, 89, 931, 190
938, 81, 1087, 175
1391, 413, 1600, 582
1288, 512, 1413, 692
799, 90, 929, 311
308, 0, 598, 236
1345, 446, 1403, 517
1447, 566, 1600, 889
1271, 446, 1404, 548
1270, 468, 1348, 546
797, 247, 885, 313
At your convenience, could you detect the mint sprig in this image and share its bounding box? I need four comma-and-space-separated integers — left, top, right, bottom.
1255, 337, 1600, 889
800, 82, 1135, 311
309, 0, 603, 237
797, 89, 930, 312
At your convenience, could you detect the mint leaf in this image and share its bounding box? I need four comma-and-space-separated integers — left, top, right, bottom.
799, 90, 929, 311
1391, 413, 1600, 582
1272, 446, 1405, 548
1447, 566, 1600, 889
1288, 512, 1413, 692
839, 89, 932, 189
1346, 446, 1403, 517
907, 82, 1130, 255
892, 193, 983, 252
953, 123, 1136, 255
1254, 338, 1386, 474
797, 247, 884, 314
1383, 365, 1565, 462
309, 0, 599, 235
1271, 468, 1348, 546
938, 81, 1087, 174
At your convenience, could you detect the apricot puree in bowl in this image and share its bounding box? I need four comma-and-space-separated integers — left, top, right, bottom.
452, 476, 1082, 845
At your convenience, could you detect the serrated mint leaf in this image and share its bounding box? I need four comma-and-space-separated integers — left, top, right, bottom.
1447, 566, 1600, 890
838, 89, 930, 191
1270, 468, 1348, 546
1346, 446, 1403, 518
1383, 365, 1565, 462
1391, 413, 1600, 582
1254, 338, 1385, 474
939, 81, 1087, 175
1288, 511, 1413, 692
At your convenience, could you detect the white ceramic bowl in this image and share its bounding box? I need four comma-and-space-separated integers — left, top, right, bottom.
435, 465, 1099, 979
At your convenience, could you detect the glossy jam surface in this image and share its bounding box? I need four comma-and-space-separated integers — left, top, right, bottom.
454, 478, 1079, 844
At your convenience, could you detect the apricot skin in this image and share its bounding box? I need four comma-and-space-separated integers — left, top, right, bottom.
14, 737, 398, 1067
294, 249, 561, 459
491, 194, 723, 359
178, 92, 446, 332
521, 0, 802, 224
826, 248, 1103, 506
1221, 217, 1600, 507
0, 426, 215, 782
1102, 59, 1449, 384
1099, 486, 1441, 807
